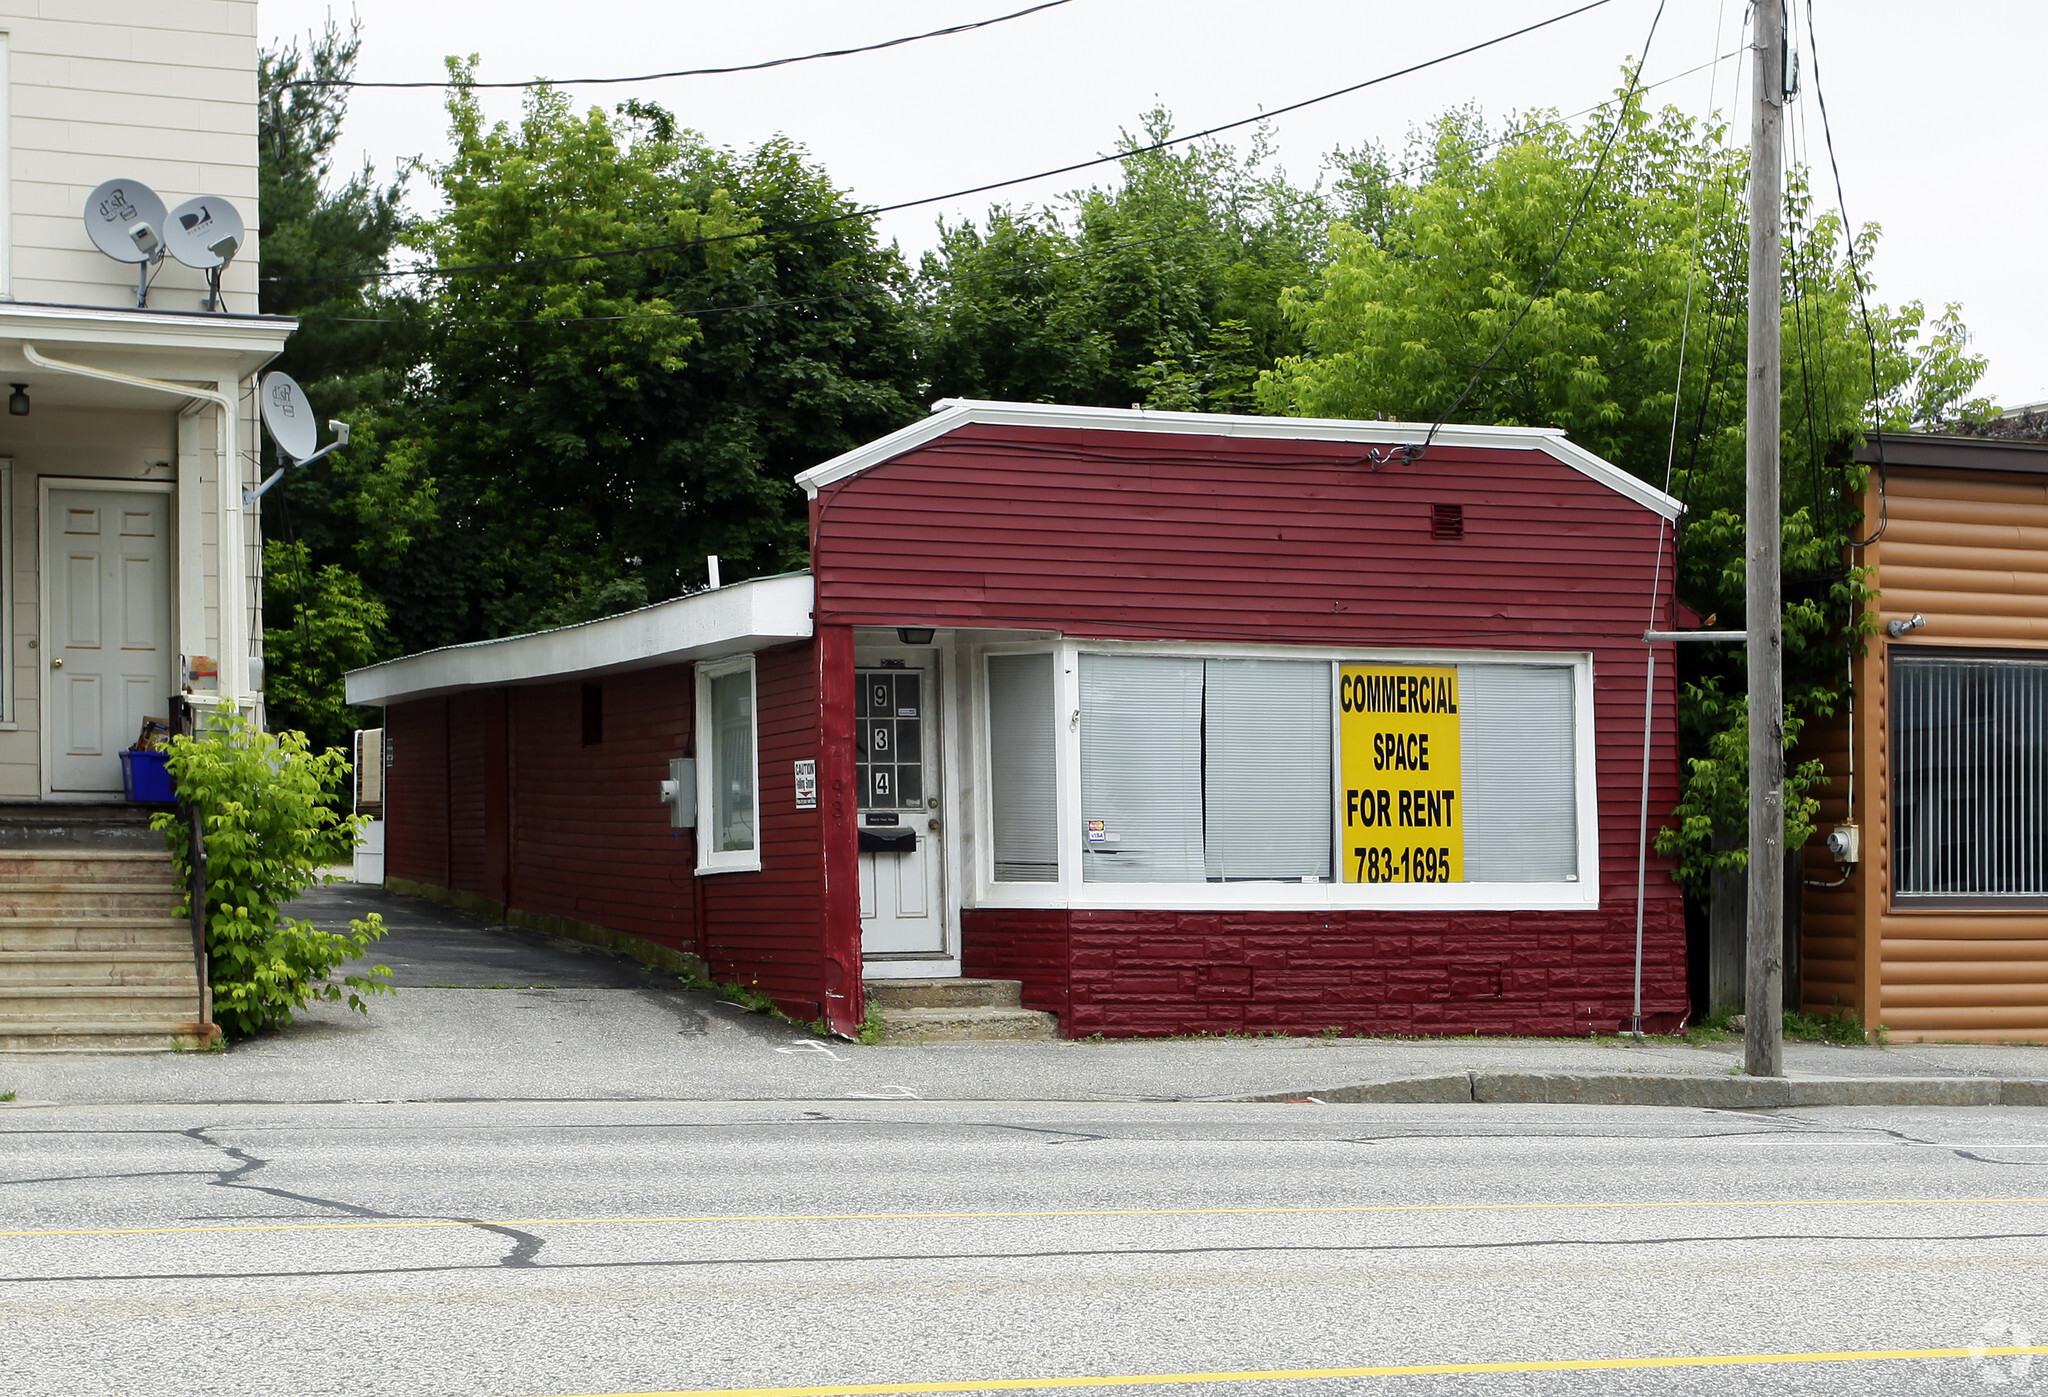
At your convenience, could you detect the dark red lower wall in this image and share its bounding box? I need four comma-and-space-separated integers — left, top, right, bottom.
964, 905, 1687, 1038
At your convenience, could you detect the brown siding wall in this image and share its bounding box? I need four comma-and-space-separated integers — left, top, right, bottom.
1832, 466, 2048, 1041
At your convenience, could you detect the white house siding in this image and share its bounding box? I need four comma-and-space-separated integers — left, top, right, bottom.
0, 0, 260, 312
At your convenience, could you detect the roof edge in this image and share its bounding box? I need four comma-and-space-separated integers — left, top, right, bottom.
794, 400, 1683, 521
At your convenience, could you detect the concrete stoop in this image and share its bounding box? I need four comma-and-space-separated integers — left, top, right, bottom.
864, 978, 1059, 1043
0, 806, 214, 1052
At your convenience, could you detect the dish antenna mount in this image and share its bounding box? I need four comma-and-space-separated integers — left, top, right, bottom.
246, 371, 349, 508
165, 196, 246, 312
83, 178, 169, 308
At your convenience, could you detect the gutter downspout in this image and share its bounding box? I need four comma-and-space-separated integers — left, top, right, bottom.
23, 344, 247, 705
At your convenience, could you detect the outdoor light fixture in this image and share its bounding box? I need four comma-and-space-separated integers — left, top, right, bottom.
896, 627, 935, 645
1886, 612, 1926, 638
7, 384, 28, 417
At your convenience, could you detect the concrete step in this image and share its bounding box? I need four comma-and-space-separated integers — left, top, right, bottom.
0, 950, 198, 986
0, 804, 165, 851
871, 1006, 1060, 1043
0, 918, 194, 952
0, 850, 175, 882
864, 977, 1026, 1010
0, 1020, 219, 1052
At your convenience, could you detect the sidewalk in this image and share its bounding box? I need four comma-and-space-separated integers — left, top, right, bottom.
3, 885, 2045, 1107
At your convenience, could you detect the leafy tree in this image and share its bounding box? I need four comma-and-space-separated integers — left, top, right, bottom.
915, 110, 1328, 412
1257, 90, 1991, 887
257, 18, 428, 742
357, 75, 922, 651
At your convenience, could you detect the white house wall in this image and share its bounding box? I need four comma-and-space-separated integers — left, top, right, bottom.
0, 0, 261, 312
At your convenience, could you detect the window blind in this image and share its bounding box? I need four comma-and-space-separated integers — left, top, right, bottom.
986, 653, 1058, 882
1458, 663, 1576, 882
1203, 659, 1332, 881
1895, 655, 2048, 897
1080, 654, 1205, 882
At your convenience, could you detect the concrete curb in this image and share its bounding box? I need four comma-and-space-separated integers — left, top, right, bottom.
1231, 1072, 2048, 1108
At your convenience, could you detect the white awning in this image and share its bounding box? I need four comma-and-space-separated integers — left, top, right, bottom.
345, 572, 815, 706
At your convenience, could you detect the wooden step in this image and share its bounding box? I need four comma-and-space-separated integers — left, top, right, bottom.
0, 850, 175, 881
0, 917, 193, 951
0, 950, 197, 986
0, 1021, 219, 1052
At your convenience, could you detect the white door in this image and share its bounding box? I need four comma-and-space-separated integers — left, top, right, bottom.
47, 489, 173, 794
857, 656, 947, 956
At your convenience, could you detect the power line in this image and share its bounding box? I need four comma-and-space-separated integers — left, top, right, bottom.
262, 0, 1619, 288
279, 0, 1077, 90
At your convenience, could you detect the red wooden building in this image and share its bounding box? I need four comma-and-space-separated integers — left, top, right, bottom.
348, 401, 1687, 1039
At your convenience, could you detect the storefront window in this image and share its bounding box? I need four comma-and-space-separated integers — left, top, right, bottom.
1894, 653, 2048, 899
986, 653, 1058, 882
979, 643, 1589, 903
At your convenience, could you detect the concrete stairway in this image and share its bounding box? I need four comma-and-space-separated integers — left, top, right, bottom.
864, 978, 1059, 1043
0, 806, 215, 1052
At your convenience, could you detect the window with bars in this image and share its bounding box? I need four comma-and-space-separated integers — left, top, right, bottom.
1893, 653, 2048, 900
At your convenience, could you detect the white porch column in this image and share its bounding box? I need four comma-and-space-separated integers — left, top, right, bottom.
176, 404, 208, 687
212, 374, 246, 704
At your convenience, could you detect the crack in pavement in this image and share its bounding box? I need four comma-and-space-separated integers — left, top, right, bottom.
178, 1125, 545, 1268
11, 1227, 2048, 1286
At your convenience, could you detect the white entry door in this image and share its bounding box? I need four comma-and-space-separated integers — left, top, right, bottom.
857, 656, 947, 956
47, 489, 173, 794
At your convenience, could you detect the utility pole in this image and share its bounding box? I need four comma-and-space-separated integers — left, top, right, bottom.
1745, 0, 1786, 1078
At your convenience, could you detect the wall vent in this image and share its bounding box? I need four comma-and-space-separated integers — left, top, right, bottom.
1431, 503, 1465, 540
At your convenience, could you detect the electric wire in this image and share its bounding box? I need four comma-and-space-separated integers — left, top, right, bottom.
1802, 0, 1888, 547
261, 0, 1621, 288
278, 0, 1077, 89
1417, 0, 1670, 459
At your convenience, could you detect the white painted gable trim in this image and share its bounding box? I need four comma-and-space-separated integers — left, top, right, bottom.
794, 399, 1684, 521
346, 572, 815, 707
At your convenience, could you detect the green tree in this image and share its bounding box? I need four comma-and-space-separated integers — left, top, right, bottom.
357, 76, 922, 651
261, 540, 389, 754
1257, 91, 1991, 887
915, 110, 1328, 412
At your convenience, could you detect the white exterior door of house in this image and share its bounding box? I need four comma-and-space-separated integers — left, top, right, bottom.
47, 488, 173, 793
857, 656, 948, 957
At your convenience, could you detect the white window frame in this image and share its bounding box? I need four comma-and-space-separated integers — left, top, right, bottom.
694, 653, 761, 875
968, 638, 1599, 913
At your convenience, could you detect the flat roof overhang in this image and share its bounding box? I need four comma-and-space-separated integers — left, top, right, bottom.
345, 572, 816, 707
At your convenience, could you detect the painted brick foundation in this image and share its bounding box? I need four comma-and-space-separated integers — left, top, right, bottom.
964, 907, 1688, 1038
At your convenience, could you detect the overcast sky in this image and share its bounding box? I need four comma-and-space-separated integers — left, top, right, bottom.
257, 0, 2048, 409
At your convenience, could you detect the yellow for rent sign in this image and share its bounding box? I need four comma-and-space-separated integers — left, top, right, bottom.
1338, 665, 1464, 884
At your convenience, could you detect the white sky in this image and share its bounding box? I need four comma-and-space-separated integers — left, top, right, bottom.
257, 0, 2048, 409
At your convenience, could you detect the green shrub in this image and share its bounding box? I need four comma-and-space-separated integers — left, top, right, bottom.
150, 712, 392, 1038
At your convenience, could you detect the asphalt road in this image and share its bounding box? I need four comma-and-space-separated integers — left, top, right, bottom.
7, 1097, 2048, 1397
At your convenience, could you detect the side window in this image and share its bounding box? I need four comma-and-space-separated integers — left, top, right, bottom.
696, 658, 760, 871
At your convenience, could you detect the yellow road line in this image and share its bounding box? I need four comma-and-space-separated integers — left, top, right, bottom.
541, 1347, 2048, 1397
1, 1195, 2043, 1241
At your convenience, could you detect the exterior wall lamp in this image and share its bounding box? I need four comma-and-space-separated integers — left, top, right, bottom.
7, 384, 28, 416
896, 627, 935, 645
1886, 613, 1926, 638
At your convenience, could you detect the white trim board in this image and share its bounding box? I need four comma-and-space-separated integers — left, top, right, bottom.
794, 399, 1685, 522
347, 572, 815, 707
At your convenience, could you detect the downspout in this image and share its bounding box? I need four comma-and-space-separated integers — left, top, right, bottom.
21, 344, 247, 704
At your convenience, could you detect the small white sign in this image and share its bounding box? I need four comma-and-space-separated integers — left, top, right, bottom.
794, 758, 818, 809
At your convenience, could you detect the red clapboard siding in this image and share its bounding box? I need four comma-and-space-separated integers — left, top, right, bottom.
701, 642, 829, 1022
505, 667, 697, 954
384, 698, 450, 888
818, 423, 1687, 1036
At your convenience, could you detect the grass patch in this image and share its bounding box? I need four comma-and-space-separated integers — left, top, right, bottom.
0, 1090, 15, 1102
1687, 1004, 1881, 1046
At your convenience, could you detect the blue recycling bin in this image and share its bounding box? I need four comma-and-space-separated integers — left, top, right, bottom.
120, 749, 174, 803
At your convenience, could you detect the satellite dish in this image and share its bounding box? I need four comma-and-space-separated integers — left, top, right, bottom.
165, 196, 245, 271
259, 372, 318, 463
84, 178, 168, 263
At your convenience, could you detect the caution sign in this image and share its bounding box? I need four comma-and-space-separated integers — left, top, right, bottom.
1338, 665, 1464, 884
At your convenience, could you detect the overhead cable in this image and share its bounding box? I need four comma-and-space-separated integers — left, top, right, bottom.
263, 0, 1619, 287
278, 0, 1077, 89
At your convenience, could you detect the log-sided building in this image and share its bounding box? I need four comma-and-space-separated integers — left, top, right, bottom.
1799, 431, 2048, 1043
348, 401, 1688, 1039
